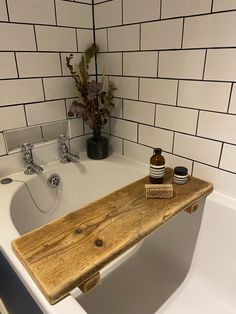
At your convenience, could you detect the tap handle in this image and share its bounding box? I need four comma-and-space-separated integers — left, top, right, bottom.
20, 143, 34, 152
58, 134, 69, 144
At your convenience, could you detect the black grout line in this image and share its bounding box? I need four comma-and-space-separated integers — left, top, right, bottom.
33, 25, 38, 51
106, 28, 109, 52
23, 105, 29, 127
210, 0, 214, 13
195, 110, 200, 136
159, 0, 162, 19
156, 51, 159, 77
41, 79, 46, 101
54, 0, 58, 26
75, 28, 79, 52
218, 142, 224, 168
202, 49, 208, 80
171, 132, 175, 153
4, 0, 10, 21
191, 161, 194, 176
139, 24, 141, 51
153, 104, 157, 126
180, 18, 185, 49
13, 52, 19, 78
175, 80, 179, 106
227, 83, 234, 113
121, 0, 123, 25
59, 53, 64, 76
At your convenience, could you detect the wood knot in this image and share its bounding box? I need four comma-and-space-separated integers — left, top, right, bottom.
95, 239, 104, 247
75, 228, 82, 235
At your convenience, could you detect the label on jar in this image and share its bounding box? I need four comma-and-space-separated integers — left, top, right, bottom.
149, 164, 165, 178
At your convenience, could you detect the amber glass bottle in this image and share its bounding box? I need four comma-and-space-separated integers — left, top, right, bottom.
149, 148, 165, 184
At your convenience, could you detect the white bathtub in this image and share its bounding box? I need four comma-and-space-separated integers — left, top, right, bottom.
0, 153, 226, 314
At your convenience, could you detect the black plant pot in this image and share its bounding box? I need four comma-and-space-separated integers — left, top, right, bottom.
87, 129, 109, 160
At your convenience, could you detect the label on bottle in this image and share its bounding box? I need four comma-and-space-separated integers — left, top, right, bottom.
149, 164, 165, 178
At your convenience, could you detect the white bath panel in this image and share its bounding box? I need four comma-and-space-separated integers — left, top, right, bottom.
0, 299, 9, 314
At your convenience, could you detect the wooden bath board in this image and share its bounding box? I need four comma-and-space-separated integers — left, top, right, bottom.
12, 168, 213, 304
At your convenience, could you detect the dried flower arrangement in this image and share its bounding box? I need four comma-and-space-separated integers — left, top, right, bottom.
66, 43, 117, 130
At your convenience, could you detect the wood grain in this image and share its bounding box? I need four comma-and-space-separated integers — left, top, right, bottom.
12, 168, 213, 304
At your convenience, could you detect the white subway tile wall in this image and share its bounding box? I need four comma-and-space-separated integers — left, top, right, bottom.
0, 0, 93, 176
95, 0, 236, 198
1, 0, 236, 198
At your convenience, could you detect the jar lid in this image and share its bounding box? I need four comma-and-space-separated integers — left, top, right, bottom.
174, 166, 188, 176
154, 148, 162, 154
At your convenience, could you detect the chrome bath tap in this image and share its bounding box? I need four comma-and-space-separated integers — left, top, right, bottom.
58, 135, 80, 163
21, 143, 44, 175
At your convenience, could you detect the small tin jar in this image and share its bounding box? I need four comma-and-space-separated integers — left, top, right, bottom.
174, 166, 188, 185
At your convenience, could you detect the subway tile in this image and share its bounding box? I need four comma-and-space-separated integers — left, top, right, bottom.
197, 111, 236, 144
42, 120, 69, 140
193, 162, 236, 199
174, 133, 221, 166
97, 53, 122, 75
204, 49, 236, 82
0, 23, 36, 51
0, 0, 8, 21
178, 80, 231, 112
139, 124, 173, 152
69, 119, 84, 138
43, 77, 78, 100
4, 126, 43, 152
25, 100, 66, 125
183, 12, 236, 48
162, 152, 193, 174
229, 84, 236, 114
0, 79, 44, 106
139, 78, 178, 105
141, 19, 183, 50
108, 25, 139, 51
162, 0, 211, 18
95, 29, 107, 52
109, 136, 123, 155
0, 152, 25, 177
124, 140, 152, 165
61, 53, 96, 76
220, 143, 236, 173
7, 0, 56, 25
0, 52, 17, 79
155, 105, 198, 135
77, 29, 94, 52
35, 26, 77, 52
0, 133, 6, 155
123, 52, 158, 77
16, 53, 61, 78
56, 0, 92, 28
159, 50, 205, 79
33, 141, 59, 165
95, 0, 122, 28
123, 0, 160, 24
213, 0, 236, 12
110, 118, 137, 141
110, 98, 122, 118
111, 77, 138, 100
123, 99, 155, 125
0, 106, 26, 131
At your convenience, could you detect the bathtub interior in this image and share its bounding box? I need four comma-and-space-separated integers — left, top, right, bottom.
10, 157, 148, 234
76, 199, 205, 314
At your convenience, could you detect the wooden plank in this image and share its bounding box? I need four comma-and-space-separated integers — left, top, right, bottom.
12, 168, 213, 304
78, 272, 100, 293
